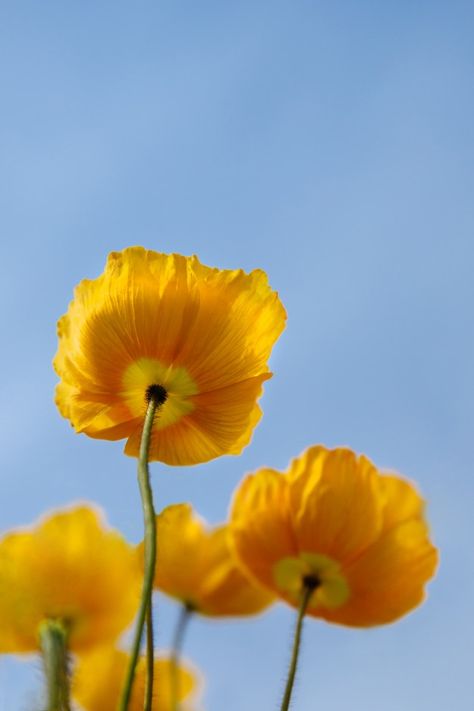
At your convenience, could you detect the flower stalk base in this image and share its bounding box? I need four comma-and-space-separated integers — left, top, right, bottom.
39, 619, 71, 711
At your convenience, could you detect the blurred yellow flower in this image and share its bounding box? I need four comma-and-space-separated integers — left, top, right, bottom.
230, 446, 438, 627
54, 247, 286, 465
0, 506, 141, 652
142, 503, 273, 616
73, 648, 198, 711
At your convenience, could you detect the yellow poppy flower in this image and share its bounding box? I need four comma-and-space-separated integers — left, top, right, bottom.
0, 506, 141, 652
54, 247, 286, 465
142, 503, 273, 616
73, 648, 199, 711
230, 446, 438, 627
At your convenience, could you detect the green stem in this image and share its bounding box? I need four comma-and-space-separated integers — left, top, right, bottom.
39, 619, 71, 711
279, 583, 315, 711
144, 600, 154, 710
170, 604, 193, 711
119, 395, 159, 711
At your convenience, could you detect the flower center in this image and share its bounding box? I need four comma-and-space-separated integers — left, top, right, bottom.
273, 552, 349, 609
302, 573, 321, 591
145, 383, 168, 406
121, 357, 198, 429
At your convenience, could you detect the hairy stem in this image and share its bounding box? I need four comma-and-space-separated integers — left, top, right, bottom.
280, 583, 315, 711
39, 619, 71, 711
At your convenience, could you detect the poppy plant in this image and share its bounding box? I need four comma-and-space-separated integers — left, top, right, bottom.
230, 446, 438, 710
54, 247, 286, 708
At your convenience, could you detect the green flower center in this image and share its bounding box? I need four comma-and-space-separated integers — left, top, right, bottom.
273, 552, 349, 609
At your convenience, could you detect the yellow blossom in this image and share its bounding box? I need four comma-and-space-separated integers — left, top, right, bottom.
230, 446, 438, 626
141, 503, 273, 616
73, 648, 199, 711
0, 506, 141, 652
54, 247, 286, 465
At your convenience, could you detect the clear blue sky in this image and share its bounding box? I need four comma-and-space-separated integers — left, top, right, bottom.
0, 2, 473, 709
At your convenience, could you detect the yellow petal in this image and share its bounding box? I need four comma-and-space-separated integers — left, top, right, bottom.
378, 473, 425, 531
288, 447, 384, 562
125, 374, 269, 465
321, 519, 439, 626
230, 468, 297, 592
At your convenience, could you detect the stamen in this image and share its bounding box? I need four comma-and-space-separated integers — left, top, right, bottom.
145, 384, 168, 406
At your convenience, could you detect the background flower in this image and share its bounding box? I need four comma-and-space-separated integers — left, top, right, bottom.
143, 503, 273, 617
230, 446, 438, 626
73, 648, 199, 711
0, 505, 141, 652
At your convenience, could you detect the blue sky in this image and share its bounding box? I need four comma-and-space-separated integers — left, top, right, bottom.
0, 2, 473, 709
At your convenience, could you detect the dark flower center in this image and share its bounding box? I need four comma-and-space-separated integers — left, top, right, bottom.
145, 384, 168, 406
302, 574, 321, 591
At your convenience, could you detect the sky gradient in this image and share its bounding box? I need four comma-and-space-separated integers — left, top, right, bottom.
0, 2, 473, 709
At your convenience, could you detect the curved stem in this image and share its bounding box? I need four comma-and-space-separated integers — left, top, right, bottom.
119, 396, 159, 711
170, 604, 193, 711
279, 584, 315, 711
39, 619, 71, 711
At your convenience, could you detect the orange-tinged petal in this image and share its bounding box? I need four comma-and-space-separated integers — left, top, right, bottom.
0, 506, 141, 653
141, 504, 272, 616
378, 473, 425, 531
125, 375, 269, 465
73, 648, 198, 711
192, 527, 273, 616
321, 520, 439, 626
174, 264, 286, 391
54, 248, 286, 465
230, 468, 297, 591
288, 447, 384, 563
